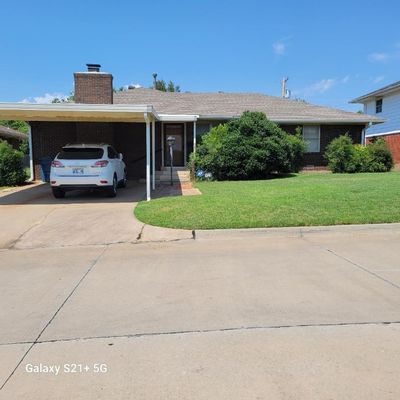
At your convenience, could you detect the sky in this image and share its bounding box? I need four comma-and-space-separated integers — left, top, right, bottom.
0, 0, 399, 111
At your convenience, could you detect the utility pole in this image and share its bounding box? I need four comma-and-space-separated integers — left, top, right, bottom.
152, 73, 157, 89
281, 77, 289, 98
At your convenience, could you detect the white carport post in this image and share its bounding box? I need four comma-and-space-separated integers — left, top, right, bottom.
144, 113, 151, 201
193, 120, 197, 154
27, 123, 34, 181
152, 119, 156, 190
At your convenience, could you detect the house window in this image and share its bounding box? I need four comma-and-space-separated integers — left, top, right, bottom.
376, 98, 382, 113
303, 126, 320, 153
196, 122, 212, 142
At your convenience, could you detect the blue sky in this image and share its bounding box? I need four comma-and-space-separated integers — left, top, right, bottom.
0, 0, 399, 111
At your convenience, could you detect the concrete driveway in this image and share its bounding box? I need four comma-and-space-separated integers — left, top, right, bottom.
0, 211, 400, 399
0, 182, 148, 249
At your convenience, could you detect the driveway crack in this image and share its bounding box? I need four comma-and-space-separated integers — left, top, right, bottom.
7, 207, 58, 250
0, 245, 108, 391
301, 236, 400, 291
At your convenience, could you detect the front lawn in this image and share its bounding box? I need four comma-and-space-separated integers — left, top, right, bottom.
134, 172, 400, 229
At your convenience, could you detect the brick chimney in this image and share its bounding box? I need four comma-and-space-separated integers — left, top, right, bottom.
74, 64, 113, 104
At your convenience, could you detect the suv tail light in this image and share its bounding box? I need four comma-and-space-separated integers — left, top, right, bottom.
51, 160, 64, 168
91, 160, 109, 168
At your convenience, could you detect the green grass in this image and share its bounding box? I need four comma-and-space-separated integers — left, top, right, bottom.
134, 172, 400, 229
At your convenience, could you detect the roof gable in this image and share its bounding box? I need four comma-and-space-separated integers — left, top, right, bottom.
350, 81, 400, 104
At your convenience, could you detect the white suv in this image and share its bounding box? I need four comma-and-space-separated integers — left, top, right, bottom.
50, 144, 127, 198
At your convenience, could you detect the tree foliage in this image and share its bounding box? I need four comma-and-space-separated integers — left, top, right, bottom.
0, 140, 26, 186
51, 92, 74, 103
154, 79, 180, 92
0, 120, 29, 133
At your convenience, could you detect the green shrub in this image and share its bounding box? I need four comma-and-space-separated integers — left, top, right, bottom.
325, 134, 355, 173
287, 127, 308, 172
352, 144, 373, 172
193, 112, 306, 180
0, 140, 26, 186
367, 138, 393, 172
325, 135, 393, 173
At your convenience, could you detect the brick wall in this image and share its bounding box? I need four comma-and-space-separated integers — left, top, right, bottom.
74, 72, 113, 104
30, 122, 159, 180
280, 124, 364, 166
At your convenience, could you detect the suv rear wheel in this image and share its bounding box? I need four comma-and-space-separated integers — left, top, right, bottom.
107, 175, 118, 197
118, 170, 127, 188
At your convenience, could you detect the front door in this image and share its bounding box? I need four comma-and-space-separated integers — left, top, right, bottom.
164, 124, 184, 167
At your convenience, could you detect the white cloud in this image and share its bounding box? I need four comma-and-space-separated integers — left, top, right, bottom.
372, 75, 385, 84
341, 75, 350, 84
304, 78, 336, 95
20, 93, 69, 104
273, 41, 286, 55
368, 52, 390, 62
125, 83, 142, 89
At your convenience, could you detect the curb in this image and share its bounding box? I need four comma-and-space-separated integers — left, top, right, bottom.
194, 223, 400, 240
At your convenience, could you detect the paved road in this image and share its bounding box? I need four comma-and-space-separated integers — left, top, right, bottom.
1, 186, 400, 399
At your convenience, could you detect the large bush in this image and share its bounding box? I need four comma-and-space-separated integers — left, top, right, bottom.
0, 140, 26, 186
192, 112, 306, 180
325, 135, 393, 173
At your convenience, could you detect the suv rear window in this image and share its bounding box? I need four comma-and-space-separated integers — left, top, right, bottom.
58, 148, 104, 160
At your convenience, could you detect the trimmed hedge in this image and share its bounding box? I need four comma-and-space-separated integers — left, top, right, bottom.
0, 140, 26, 186
325, 135, 393, 173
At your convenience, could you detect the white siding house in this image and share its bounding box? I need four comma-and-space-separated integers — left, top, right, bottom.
351, 81, 400, 137
350, 81, 400, 164
363, 92, 400, 136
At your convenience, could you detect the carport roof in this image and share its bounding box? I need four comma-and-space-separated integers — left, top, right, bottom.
0, 103, 162, 122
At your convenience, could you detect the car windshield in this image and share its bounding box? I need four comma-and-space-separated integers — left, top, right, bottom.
58, 148, 104, 160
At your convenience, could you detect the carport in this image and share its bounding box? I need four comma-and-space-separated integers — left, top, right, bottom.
0, 103, 166, 201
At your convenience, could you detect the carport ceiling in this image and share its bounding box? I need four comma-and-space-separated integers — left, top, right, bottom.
0, 103, 158, 122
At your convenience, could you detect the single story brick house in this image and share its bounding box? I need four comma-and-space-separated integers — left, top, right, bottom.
350, 81, 400, 164
0, 64, 381, 200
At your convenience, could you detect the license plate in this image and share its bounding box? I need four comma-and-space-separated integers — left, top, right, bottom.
72, 168, 84, 175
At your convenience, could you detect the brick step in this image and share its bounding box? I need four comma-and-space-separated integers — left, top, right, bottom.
157, 174, 190, 182
155, 171, 190, 178
139, 169, 191, 183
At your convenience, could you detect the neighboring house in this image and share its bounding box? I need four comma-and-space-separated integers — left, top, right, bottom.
350, 81, 400, 164
0, 125, 27, 149
0, 64, 381, 200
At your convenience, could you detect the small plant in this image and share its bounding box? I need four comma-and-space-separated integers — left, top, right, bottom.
0, 140, 26, 186
325, 135, 393, 173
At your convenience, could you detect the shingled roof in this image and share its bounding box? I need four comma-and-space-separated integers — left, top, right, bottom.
114, 88, 381, 124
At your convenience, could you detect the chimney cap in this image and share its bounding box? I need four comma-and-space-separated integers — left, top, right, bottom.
86, 63, 101, 72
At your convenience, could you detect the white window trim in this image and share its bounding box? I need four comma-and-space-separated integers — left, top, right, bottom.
303, 125, 321, 153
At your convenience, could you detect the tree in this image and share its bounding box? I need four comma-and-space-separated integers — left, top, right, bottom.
51, 92, 74, 103
152, 73, 181, 92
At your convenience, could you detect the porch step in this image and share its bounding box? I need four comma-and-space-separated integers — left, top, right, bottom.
138, 169, 191, 184
156, 169, 191, 183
